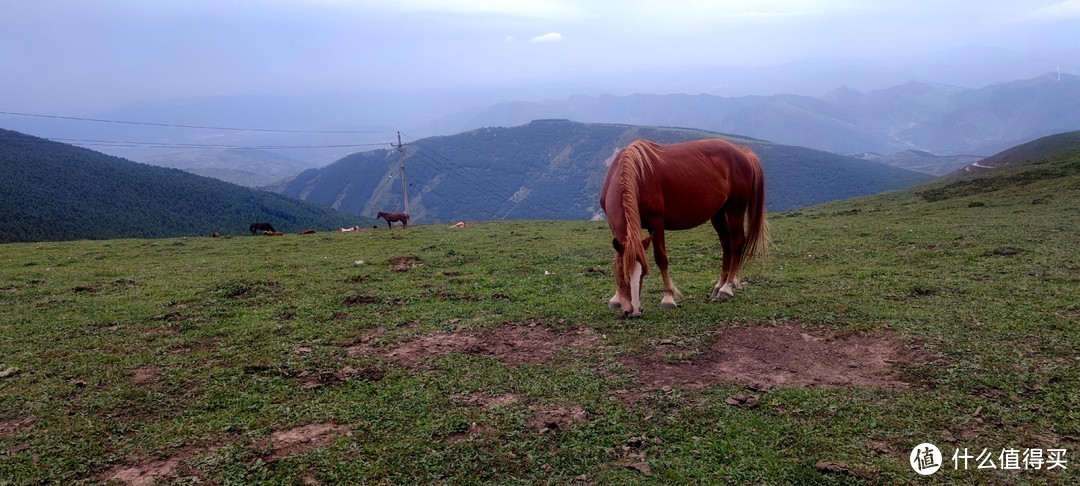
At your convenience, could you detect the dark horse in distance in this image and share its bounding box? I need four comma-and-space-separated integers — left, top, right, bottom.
600, 139, 768, 318
249, 222, 276, 235
376, 211, 409, 229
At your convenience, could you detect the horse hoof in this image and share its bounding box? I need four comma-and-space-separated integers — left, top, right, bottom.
711, 292, 733, 302
608, 301, 623, 310
661, 301, 677, 309
625, 310, 643, 319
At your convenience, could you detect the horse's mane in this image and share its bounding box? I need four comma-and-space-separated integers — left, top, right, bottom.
616, 140, 663, 278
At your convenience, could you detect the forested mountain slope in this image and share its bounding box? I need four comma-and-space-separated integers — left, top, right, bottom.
0, 129, 363, 242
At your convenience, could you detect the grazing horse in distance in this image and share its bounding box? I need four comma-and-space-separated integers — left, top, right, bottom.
376, 211, 409, 229
600, 139, 768, 318
250, 222, 276, 235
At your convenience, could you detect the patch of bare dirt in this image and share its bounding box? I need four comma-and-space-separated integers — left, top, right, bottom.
102, 457, 184, 486
451, 393, 587, 437
130, 366, 161, 385
101, 424, 355, 484
0, 418, 33, 436
102, 457, 182, 483
346, 322, 603, 368
99, 443, 215, 486
620, 322, 926, 398
611, 435, 663, 477
387, 256, 423, 272
264, 423, 351, 461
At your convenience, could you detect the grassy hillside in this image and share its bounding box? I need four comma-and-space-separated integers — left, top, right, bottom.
0, 144, 1076, 483
963, 130, 1080, 173
0, 129, 367, 242
278, 120, 930, 222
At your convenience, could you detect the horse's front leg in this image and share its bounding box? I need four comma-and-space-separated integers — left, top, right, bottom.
608, 291, 622, 309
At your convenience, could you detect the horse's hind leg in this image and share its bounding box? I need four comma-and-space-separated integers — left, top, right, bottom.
608, 253, 623, 309
710, 214, 732, 300
710, 207, 745, 301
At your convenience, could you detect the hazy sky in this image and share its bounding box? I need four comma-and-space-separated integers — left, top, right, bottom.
1, 0, 1078, 112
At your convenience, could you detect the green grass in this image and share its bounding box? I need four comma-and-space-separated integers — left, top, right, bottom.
1, 153, 1078, 484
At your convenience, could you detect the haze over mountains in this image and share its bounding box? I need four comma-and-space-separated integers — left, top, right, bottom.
140, 148, 315, 188
3, 68, 1074, 189
2, 41, 1074, 169
447, 73, 1080, 158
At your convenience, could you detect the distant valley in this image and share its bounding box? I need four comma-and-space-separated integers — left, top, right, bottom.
140, 148, 317, 187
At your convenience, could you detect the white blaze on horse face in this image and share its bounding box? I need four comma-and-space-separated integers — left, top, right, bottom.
629, 262, 643, 312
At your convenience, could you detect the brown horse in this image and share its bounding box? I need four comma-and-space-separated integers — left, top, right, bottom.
376, 211, 409, 229
249, 222, 275, 235
600, 139, 768, 317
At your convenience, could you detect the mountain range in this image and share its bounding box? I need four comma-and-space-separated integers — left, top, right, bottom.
444, 73, 1080, 159
272, 120, 932, 222
3, 68, 1073, 187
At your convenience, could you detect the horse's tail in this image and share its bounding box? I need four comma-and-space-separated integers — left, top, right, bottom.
740, 146, 769, 262
619, 143, 653, 277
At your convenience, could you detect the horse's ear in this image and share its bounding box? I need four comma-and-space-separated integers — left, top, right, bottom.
612, 238, 624, 253
641, 235, 653, 250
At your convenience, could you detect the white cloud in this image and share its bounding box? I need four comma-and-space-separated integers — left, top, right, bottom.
1029, 0, 1080, 19
344, 0, 586, 19
529, 32, 563, 43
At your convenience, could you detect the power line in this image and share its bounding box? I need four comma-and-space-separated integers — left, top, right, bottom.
402, 147, 507, 219
401, 133, 565, 218
48, 137, 395, 150
0, 135, 394, 151
403, 134, 565, 216
0, 110, 391, 134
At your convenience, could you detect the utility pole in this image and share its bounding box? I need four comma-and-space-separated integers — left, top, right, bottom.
395, 131, 409, 214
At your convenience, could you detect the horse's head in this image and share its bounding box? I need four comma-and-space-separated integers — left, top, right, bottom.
611, 235, 651, 318
376, 212, 386, 220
